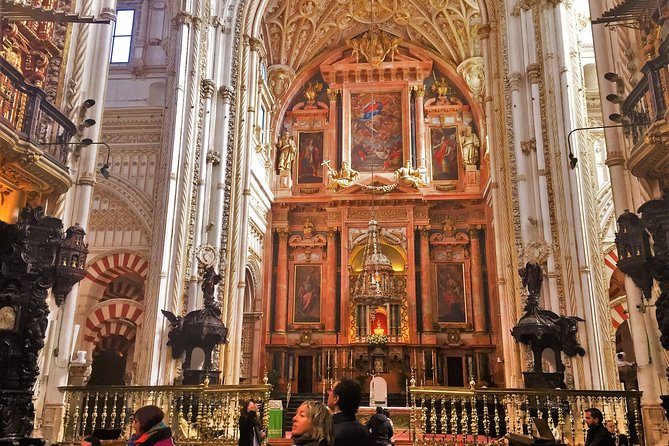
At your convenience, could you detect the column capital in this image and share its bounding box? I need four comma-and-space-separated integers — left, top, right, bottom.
327, 88, 341, 102
276, 227, 290, 239
219, 85, 234, 102
411, 85, 426, 98
417, 225, 431, 235
526, 63, 542, 85
468, 225, 483, 238
202, 79, 216, 98
508, 72, 522, 92
521, 138, 536, 153
326, 226, 339, 238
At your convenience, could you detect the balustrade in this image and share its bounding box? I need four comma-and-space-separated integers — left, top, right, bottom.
0, 58, 76, 167
409, 386, 643, 446
59, 384, 272, 445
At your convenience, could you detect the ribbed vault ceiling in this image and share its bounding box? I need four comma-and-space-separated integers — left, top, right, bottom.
261, 0, 482, 73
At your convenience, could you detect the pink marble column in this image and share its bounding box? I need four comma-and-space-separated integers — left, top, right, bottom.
413, 86, 427, 169
275, 228, 289, 333
325, 227, 338, 331
419, 226, 432, 332
469, 225, 486, 332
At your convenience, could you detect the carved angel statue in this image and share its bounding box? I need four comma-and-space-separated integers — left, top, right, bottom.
431, 76, 450, 98
461, 125, 480, 166
304, 81, 323, 102
277, 131, 297, 172
323, 160, 359, 190
395, 160, 426, 188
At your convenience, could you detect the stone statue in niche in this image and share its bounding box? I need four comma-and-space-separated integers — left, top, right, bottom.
395, 160, 426, 188
323, 160, 359, 190
461, 125, 480, 167
277, 131, 297, 172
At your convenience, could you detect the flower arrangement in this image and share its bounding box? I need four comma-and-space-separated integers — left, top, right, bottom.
368, 333, 388, 345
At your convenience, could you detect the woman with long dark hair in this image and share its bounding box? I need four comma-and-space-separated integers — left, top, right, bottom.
239, 400, 265, 446
131, 405, 174, 446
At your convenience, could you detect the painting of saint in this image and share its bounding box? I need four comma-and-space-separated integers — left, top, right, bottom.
293, 265, 321, 323
430, 127, 459, 180
298, 132, 324, 183
435, 263, 466, 323
350, 91, 404, 172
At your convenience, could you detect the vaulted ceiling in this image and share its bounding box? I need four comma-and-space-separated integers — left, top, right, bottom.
261, 0, 482, 74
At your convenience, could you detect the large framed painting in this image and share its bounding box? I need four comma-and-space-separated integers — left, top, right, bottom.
293, 265, 322, 323
435, 263, 467, 323
430, 126, 459, 180
298, 132, 324, 184
350, 91, 404, 172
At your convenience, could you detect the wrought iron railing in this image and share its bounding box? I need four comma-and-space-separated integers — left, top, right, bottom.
621, 37, 669, 145
409, 386, 643, 446
59, 383, 272, 445
0, 58, 76, 167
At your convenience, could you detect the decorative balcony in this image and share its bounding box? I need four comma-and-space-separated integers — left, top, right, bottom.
620, 36, 669, 180
0, 57, 76, 195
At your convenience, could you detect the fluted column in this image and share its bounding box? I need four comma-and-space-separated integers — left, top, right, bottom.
275, 228, 289, 333
413, 86, 426, 169
469, 225, 486, 332
327, 89, 340, 168
325, 227, 338, 331
419, 226, 432, 332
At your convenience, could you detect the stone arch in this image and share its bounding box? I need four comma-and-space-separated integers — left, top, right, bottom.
83, 298, 144, 344
83, 251, 149, 290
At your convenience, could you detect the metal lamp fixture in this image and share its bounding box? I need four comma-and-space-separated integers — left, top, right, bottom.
80, 138, 112, 178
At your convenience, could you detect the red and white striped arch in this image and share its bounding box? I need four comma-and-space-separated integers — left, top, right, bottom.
94, 335, 131, 355
83, 299, 143, 344
92, 320, 137, 345
103, 278, 144, 301
604, 248, 630, 330
84, 252, 149, 289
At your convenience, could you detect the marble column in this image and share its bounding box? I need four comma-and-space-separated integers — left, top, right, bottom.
469, 225, 486, 332
413, 86, 427, 170
419, 226, 432, 332
325, 227, 338, 332
275, 228, 289, 333
327, 89, 340, 168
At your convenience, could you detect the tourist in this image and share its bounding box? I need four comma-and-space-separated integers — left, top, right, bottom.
585, 408, 614, 446
131, 405, 174, 446
291, 400, 334, 446
605, 420, 629, 446
366, 406, 393, 446
81, 436, 101, 446
239, 400, 265, 446
327, 377, 373, 446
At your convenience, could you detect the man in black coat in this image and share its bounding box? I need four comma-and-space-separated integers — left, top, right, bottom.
585, 408, 615, 446
327, 377, 373, 446
366, 407, 393, 446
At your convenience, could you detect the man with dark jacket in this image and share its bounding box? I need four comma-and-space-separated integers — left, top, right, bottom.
366, 407, 393, 446
585, 408, 615, 446
327, 377, 373, 446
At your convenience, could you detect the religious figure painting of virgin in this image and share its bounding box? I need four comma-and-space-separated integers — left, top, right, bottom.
298, 132, 324, 183
435, 263, 466, 323
293, 265, 321, 323
430, 127, 459, 180
350, 91, 404, 172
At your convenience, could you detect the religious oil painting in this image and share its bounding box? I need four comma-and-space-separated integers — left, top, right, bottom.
293, 265, 322, 323
298, 132, 324, 184
435, 263, 466, 323
350, 91, 404, 172
430, 127, 459, 181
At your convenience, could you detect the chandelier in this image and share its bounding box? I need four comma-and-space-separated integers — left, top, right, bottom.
352, 218, 395, 304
